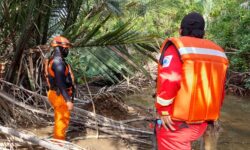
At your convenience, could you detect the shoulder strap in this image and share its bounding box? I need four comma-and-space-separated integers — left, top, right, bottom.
159, 40, 182, 65
67, 64, 75, 85
48, 58, 55, 77
159, 41, 173, 65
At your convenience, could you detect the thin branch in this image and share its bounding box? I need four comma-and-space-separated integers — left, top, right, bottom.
83, 75, 99, 138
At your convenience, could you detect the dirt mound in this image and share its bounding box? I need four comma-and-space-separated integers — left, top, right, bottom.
84, 96, 129, 120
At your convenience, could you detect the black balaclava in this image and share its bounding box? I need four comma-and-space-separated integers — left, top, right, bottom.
56, 46, 69, 58
180, 12, 205, 38
54, 46, 69, 58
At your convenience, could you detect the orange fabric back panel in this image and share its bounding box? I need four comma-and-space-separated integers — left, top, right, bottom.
169, 37, 228, 123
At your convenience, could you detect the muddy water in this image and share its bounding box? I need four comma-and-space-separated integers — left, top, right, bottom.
218, 95, 250, 150
125, 91, 250, 150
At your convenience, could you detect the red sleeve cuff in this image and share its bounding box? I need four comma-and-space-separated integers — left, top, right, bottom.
156, 104, 173, 116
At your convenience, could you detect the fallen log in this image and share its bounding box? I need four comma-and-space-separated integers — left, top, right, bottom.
0, 125, 85, 150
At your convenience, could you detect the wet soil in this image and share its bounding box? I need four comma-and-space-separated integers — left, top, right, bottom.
30, 126, 136, 150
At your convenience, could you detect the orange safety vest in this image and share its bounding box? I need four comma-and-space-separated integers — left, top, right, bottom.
158, 36, 228, 123
46, 58, 75, 96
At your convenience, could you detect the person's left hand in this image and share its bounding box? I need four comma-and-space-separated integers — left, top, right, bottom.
160, 115, 176, 131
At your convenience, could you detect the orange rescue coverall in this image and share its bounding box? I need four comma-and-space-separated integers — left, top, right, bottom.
47, 55, 74, 140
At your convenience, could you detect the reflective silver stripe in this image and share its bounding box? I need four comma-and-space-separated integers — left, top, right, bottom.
179, 47, 227, 59
157, 96, 174, 106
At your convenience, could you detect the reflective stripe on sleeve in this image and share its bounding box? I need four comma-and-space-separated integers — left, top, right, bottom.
156, 96, 174, 106
179, 47, 227, 59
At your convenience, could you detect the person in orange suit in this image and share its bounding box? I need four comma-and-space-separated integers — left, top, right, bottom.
46, 36, 75, 140
155, 12, 228, 150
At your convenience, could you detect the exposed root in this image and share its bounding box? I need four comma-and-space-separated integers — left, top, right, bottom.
226, 71, 250, 96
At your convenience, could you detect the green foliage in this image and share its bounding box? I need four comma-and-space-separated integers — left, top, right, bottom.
68, 47, 134, 84
207, 0, 250, 72
0, 0, 249, 86
245, 78, 250, 89
0, 0, 158, 84
63, 4, 157, 83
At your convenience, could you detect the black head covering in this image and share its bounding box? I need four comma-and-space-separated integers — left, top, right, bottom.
54, 46, 69, 58
180, 12, 205, 38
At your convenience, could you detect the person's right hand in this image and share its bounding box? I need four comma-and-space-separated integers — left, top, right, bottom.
66, 101, 73, 111
160, 115, 176, 131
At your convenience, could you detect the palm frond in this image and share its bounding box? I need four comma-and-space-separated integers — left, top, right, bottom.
73, 14, 111, 46
1, 0, 158, 83
104, 0, 124, 16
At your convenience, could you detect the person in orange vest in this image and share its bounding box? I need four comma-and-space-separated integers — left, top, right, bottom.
46, 36, 75, 140
155, 12, 228, 150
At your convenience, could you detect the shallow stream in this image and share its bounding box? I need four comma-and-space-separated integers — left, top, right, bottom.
218, 95, 250, 150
